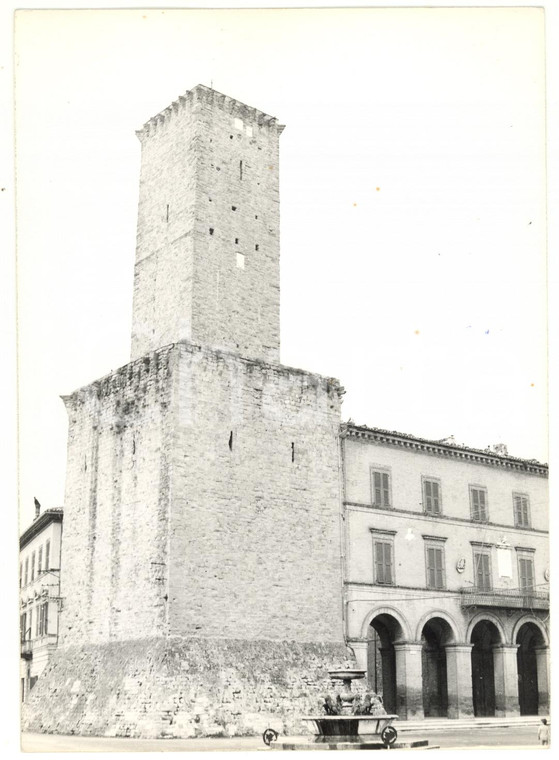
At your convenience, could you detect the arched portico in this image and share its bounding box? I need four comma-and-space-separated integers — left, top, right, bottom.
469, 617, 520, 717
365, 609, 422, 719
419, 615, 456, 718
514, 619, 549, 715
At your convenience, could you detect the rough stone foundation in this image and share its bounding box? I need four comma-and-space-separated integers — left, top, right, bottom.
22, 638, 350, 738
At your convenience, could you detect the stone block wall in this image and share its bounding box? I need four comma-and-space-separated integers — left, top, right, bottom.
131, 85, 282, 364
168, 342, 344, 642
21, 637, 350, 738
60, 347, 175, 644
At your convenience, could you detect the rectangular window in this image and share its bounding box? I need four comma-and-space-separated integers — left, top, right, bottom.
45, 541, 50, 572
20, 613, 26, 643
425, 544, 446, 589
371, 469, 391, 508
38, 603, 48, 637
36, 606, 40, 637
28, 608, 32, 640
470, 487, 488, 522
513, 494, 530, 528
31, 552, 36, 582
24, 557, 29, 586
19, 562, 22, 589
517, 553, 535, 592
423, 478, 441, 515
373, 540, 394, 585
474, 551, 492, 591
38, 547, 43, 575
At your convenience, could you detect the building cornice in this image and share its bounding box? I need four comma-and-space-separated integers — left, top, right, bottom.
344, 501, 548, 536
343, 424, 548, 476
20, 509, 63, 550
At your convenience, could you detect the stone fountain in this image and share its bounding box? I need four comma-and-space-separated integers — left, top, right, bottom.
266, 667, 414, 750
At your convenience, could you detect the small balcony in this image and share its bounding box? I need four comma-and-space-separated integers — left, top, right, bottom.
20, 639, 33, 660
460, 587, 549, 611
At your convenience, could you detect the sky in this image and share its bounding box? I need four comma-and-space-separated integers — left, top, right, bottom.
14, 5, 549, 530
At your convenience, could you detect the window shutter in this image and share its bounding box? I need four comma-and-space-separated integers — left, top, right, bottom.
479, 490, 487, 520
382, 473, 390, 506
374, 472, 381, 505
38, 547, 43, 575
435, 547, 444, 588
375, 542, 385, 582
514, 496, 521, 524
472, 490, 480, 519
427, 547, 436, 587
383, 542, 393, 584
482, 554, 491, 589
44, 603, 49, 635
425, 481, 432, 511
45, 541, 50, 572
432, 482, 440, 513
519, 558, 527, 589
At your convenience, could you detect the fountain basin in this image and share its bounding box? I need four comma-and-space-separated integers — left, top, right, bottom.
302, 714, 398, 741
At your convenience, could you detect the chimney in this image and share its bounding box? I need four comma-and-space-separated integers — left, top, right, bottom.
34, 497, 41, 520
491, 443, 508, 456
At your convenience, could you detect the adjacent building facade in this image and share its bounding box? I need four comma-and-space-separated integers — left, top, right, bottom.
21, 85, 548, 738
342, 425, 549, 720
19, 507, 63, 702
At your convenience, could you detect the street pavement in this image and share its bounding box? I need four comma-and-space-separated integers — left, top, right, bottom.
21, 723, 544, 752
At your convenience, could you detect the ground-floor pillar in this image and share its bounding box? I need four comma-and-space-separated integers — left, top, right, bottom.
349, 641, 368, 671
394, 643, 424, 719
445, 644, 474, 718
493, 644, 520, 717
534, 646, 550, 715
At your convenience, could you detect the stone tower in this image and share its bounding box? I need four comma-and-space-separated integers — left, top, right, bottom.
131, 85, 282, 363
22, 86, 348, 739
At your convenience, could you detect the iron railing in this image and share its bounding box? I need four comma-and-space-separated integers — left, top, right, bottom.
460, 587, 549, 610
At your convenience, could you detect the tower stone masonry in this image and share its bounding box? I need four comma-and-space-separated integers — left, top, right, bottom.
131, 85, 282, 363
22, 86, 349, 739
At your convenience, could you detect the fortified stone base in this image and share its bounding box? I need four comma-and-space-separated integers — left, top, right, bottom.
21, 638, 349, 738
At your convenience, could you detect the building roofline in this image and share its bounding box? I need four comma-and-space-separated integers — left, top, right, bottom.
62, 340, 343, 403
343, 423, 548, 476
137, 84, 284, 140
20, 509, 63, 550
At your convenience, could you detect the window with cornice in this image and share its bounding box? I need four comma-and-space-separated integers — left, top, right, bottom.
516, 549, 535, 591
371, 530, 396, 585
473, 548, 492, 590
424, 537, 446, 589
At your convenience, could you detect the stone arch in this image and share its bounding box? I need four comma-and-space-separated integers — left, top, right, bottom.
511, 615, 549, 647
466, 612, 506, 645
360, 605, 412, 643
468, 615, 505, 717
513, 616, 549, 716
362, 607, 412, 715
415, 610, 462, 645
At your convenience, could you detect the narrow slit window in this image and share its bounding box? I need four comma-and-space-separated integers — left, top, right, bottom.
239, 160, 243, 180
228, 431, 233, 451
291, 442, 295, 462
255, 244, 259, 251
209, 228, 214, 236
235, 238, 239, 244
166, 204, 169, 222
